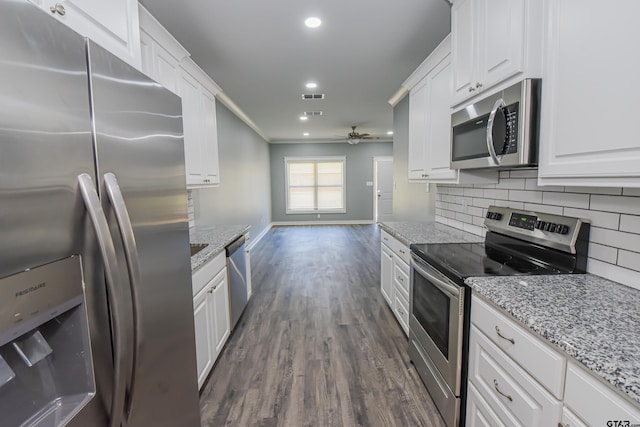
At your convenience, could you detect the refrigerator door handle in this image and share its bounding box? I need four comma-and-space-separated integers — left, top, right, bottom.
78, 173, 128, 427
103, 172, 142, 417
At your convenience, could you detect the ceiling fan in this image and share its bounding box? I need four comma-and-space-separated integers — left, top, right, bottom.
342, 126, 380, 145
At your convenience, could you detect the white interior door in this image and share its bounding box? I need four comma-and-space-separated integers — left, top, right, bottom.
374, 157, 394, 222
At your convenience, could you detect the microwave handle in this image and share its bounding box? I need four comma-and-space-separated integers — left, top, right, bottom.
486, 98, 506, 166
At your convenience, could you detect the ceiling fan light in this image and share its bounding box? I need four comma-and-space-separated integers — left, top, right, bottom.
347, 138, 360, 144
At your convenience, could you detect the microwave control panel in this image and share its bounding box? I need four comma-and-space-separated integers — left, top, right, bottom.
502, 103, 519, 155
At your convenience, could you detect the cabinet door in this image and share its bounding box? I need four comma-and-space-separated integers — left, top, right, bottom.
539, 0, 640, 186
408, 79, 428, 180
211, 269, 230, 356
193, 288, 214, 388
479, 0, 526, 91
34, 0, 141, 68
154, 44, 181, 95
451, 0, 477, 104
179, 70, 205, 186
426, 56, 458, 181
560, 407, 587, 427
201, 88, 220, 185
380, 243, 394, 307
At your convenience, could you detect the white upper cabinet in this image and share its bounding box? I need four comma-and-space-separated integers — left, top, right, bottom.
538, 0, 640, 187
451, 0, 542, 106
178, 61, 221, 187
139, 5, 189, 95
408, 78, 429, 181
405, 36, 498, 185
31, 0, 141, 68
139, 6, 221, 188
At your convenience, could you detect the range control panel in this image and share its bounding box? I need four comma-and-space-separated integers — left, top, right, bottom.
484, 206, 589, 253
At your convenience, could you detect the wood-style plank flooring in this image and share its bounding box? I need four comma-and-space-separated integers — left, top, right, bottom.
199, 225, 445, 427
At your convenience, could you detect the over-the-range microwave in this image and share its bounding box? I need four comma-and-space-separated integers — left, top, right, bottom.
450, 79, 541, 170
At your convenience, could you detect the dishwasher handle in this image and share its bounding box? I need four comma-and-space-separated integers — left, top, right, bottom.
226, 235, 246, 256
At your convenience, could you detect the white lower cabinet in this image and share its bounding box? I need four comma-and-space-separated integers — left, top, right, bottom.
469, 296, 640, 426
466, 382, 506, 427
380, 230, 410, 336
192, 252, 231, 389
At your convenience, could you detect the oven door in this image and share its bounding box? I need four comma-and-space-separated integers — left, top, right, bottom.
410, 253, 465, 394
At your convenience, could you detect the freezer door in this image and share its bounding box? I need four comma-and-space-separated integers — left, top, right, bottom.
0, 2, 114, 426
87, 42, 201, 426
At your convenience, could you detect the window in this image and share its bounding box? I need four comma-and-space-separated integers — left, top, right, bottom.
285, 156, 346, 214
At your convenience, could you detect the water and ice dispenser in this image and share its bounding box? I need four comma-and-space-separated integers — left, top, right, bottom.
0, 256, 95, 426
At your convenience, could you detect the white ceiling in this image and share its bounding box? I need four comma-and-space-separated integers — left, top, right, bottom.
139, 0, 451, 143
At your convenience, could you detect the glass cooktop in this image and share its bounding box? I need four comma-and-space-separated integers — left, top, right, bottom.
410, 242, 564, 281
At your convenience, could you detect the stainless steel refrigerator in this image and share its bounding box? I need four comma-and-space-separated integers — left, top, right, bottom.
0, 1, 201, 426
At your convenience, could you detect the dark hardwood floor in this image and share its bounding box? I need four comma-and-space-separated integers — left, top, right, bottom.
199, 225, 445, 427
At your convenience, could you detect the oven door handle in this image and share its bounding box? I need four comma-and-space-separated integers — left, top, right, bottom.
411, 254, 460, 298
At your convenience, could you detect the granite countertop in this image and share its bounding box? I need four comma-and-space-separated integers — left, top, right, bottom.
379, 221, 484, 246
466, 274, 640, 405
189, 224, 251, 271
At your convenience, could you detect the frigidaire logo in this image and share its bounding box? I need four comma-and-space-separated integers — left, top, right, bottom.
15, 282, 46, 297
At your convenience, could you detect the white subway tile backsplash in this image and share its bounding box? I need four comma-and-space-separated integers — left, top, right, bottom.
590, 195, 640, 215
463, 222, 485, 236
619, 215, 640, 234
483, 189, 509, 200
434, 172, 640, 289
472, 198, 495, 208
509, 189, 543, 204
590, 227, 640, 253
562, 208, 620, 230
495, 178, 525, 190
587, 259, 640, 291
571, 186, 622, 196
463, 188, 484, 198
588, 243, 618, 264
455, 212, 473, 223
542, 191, 590, 209
523, 203, 564, 215
493, 200, 525, 210
618, 250, 640, 271
509, 169, 538, 178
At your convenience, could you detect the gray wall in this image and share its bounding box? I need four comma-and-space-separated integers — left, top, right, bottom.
391, 95, 436, 221
193, 100, 271, 238
270, 142, 393, 222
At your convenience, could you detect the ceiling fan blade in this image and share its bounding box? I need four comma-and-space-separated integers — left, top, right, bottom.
362, 136, 380, 140
358, 133, 370, 137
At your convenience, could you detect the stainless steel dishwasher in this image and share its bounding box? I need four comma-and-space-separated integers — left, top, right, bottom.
226, 235, 248, 329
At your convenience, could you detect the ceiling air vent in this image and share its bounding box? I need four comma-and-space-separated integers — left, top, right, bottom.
303, 111, 323, 116
301, 93, 325, 100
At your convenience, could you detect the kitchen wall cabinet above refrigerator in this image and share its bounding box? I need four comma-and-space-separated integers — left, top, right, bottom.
29, 0, 141, 68
538, 0, 640, 188
139, 6, 221, 188
450, 0, 543, 107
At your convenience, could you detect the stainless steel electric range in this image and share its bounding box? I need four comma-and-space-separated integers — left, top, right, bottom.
408, 206, 590, 427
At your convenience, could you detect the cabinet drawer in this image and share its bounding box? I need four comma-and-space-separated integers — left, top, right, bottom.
393, 258, 410, 299
560, 407, 587, 427
380, 230, 411, 265
468, 326, 562, 426
466, 382, 506, 427
192, 250, 226, 296
564, 362, 640, 426
471, 297, 566, 399
393, 288, 409, 336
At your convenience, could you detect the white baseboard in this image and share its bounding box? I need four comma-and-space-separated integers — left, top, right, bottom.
271, 220, 375, 226
247, 223, 272, 251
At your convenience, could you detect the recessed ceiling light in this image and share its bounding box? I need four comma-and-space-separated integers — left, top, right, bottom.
299, 116, 308, 121
303, 132, 310, 136
387, 131, 394, 135
305, 82, 318, 89
304, 17, 322, 28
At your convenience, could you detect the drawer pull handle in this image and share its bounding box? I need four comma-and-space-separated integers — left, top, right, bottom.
495, 326, 515, 344
493, 379, 512, 402
558, 423, 569, 427
399, 249, 405, 254
397, 276, 403, 282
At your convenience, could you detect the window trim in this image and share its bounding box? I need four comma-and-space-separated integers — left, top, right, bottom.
284, 156, 347, 215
